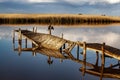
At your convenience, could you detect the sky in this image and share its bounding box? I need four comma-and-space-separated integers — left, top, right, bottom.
0, 0, 120, 16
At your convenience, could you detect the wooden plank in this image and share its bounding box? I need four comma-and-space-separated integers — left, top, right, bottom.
78, 43, 120, 60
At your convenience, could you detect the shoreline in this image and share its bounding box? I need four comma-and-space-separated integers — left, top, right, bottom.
0, 14, 120, 25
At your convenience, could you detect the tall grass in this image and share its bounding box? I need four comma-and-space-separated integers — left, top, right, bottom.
0, 14, 120, 25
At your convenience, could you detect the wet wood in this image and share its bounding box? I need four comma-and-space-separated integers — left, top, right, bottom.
84, 68, 120, 79
78, 43, 120, 60
77, 44, 79, 59
14, 29, 120, 60
15, 30, 67, 50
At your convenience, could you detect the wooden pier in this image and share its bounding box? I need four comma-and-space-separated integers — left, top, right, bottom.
13, 41, 120, 79
77, 42, 120, 60
13, 28, 120, 61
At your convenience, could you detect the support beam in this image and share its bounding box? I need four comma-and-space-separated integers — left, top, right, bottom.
95, 51, 99, 66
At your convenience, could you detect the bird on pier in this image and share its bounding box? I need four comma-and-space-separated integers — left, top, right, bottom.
48, 24, 54, 30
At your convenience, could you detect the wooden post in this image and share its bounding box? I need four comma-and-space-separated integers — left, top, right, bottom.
60, 33, 63, 53
100, 42, 105, 80
49, 29, 51, 35
101, 42, 105, 65
12, 30, 15, 44
33, 27, 35, 32
95, 51, 99, 66
77, 44, 79, 59
63, 43, 66, 49
83, 42, 86, 61
18, 28, 22, 54
25, 38, 27, 48
12, 30, 15, 49
82, 42, 86, 76
35, 27, 37, 33
32, 51, 36, 56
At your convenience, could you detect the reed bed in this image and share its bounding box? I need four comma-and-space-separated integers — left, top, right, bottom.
0, 14, 120, 25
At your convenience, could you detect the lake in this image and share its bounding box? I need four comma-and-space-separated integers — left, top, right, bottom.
0, 25, 120, 80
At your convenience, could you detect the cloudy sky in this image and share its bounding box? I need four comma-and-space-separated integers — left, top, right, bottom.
0, 0, 120, 16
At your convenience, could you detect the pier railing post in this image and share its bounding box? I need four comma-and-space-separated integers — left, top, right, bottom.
18, 28, 22, 54
60, 33, 63, 53
33, 27, 35, 32
82, 41, 86, 76
101, 42, 105, 65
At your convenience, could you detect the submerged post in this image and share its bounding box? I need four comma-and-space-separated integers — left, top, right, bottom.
95, 51, 99, 66
32, 51, 36, 56
100, 42, 105, 80
25, 38, 27, 48
18, 28, 22, 54
77, 44, 79, 59
12, 30, 15, 44
82, 41, 86, 76
101, 42, 105, 65
12, 30, 15, 49
83, 42, 86, 61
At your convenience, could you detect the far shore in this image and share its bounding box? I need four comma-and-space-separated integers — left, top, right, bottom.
0, 14, 120, 26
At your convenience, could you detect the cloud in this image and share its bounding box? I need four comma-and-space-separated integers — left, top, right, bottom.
0, 0, 120, 4
28, 0, 56, 3
50, 27, 120, 48
64, 0, 120, 5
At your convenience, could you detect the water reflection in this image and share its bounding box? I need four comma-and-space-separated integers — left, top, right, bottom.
13, 44, 120, 80
1, 26, 120, 80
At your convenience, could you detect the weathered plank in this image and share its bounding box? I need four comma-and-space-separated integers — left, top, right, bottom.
78, 43, 120, 60
15, 30, 67, 50
82, 68, 120, 79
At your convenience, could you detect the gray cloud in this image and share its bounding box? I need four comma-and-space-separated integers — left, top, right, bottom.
0, 0, 120, 4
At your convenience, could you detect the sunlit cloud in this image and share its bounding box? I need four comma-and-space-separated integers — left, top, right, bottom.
64, 0, 120, 4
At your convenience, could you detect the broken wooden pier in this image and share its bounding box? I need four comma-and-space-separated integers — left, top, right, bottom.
13, 28, 120, 61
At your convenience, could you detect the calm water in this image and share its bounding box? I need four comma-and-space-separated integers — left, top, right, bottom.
0, 25, 120, 80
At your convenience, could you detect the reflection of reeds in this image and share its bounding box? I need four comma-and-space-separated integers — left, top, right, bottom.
0, 14, 120, 25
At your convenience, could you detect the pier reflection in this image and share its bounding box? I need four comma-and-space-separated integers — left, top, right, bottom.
13, 46, 120, 80
12, 28, 120, 80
